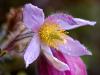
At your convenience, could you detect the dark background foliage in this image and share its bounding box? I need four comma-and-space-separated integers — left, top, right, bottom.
0, 0, 100, 75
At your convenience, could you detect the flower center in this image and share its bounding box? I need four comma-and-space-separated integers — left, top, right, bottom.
39, 22, 68, 48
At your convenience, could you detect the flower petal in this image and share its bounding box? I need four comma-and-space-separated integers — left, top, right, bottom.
46, 13, 96, 30
64, 55, 87, 75
24, 33, 40, 67
23, 3, 45, 32
38, 50, 87, 75
53, 50, 87, 75
41, 43, 70, 71
38, 55, 70, 75
58, 36, 92, 56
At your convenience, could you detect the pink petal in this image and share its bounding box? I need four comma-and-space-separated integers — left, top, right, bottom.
58, 36, 92, 56
46, 13, 96, 30
38, 50, 87, 75
64, 55, 87, 75
53, 50, 87, 75
23, 3, 45, 32
24, 33, 40, 67
41, 43, 69, 71
38, 56, 70, 75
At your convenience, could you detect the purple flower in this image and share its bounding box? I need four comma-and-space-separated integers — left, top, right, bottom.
23, 3, 96, 72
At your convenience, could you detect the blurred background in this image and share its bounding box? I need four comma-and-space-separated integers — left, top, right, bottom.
0, 0, 100, 75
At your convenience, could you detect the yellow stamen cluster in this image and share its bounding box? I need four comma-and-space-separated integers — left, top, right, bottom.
39, 22, 67, 48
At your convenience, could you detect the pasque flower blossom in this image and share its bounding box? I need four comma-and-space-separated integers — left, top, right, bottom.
23, 3, 96, 75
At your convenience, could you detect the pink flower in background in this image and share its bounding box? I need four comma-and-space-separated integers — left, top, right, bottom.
39, 50, 87, 75
23, 3, 96, 75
